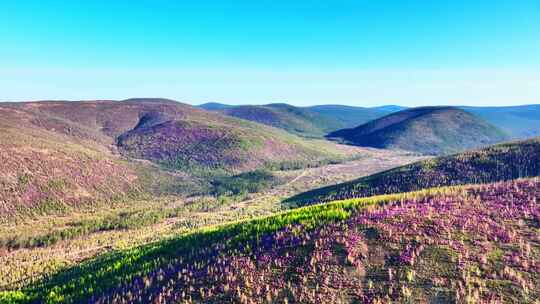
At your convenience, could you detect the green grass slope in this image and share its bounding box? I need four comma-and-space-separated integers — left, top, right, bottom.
285, 137, 540, 206
4, 178, 538, 303
327, 106, 509, 155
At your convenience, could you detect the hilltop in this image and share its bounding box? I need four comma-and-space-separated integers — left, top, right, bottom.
6, 178, 538, 303
285, 137, 540, 205
327, 106, 509, 155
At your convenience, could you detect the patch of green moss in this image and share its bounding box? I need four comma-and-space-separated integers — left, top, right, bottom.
485, 279, 525, 303
17, 174, 32, 191
416, 246, 459, 279
46, 179, 67, 192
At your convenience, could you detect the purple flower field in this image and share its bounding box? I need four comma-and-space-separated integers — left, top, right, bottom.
88, 178, 539, 303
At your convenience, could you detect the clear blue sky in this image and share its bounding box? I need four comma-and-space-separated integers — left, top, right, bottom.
1, 0, 539, 106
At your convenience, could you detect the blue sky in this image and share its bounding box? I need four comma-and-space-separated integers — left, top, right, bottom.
1, 0, 539, 106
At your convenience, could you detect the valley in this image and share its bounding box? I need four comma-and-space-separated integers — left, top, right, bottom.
0, 143, 422, 291
0, 99, 538, 304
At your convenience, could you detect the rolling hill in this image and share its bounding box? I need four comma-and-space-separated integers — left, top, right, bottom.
200, 103, 391, 137
305, 104, 540, 140
327, 106, 509, 155
0, 99, 354, 217
198, 102, 540, 139
4, 99, 351, 171
216, 103, 343, 137
6, 177, 538, 303
285, 136, 540, 206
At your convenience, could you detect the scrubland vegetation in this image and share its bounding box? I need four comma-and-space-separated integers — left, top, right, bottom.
263, 154, 364, 171
1, 100, 538, 304
0, 194, 286, 292
0, 145, 418, 293
286, 137, 540, 205
211, 169, 281, 197
1, 206, 183, 250
2, 178, 537, 303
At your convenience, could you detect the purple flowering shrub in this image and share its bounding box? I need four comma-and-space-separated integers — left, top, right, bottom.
82, 178, 538, 303
286, 136, 540, 205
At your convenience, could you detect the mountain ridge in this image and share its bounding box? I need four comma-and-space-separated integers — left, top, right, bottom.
199, 103, 390, 137
198, 102, 540, 140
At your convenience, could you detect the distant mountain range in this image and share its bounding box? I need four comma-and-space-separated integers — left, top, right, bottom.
370, 105, 408, 112
306, 105, 395, 132
197, 102, 235, 110
198, 103, 400, 137
327, 106, 509, 155
199, 102, 540, 141
459, 105, 540, 139
209, 103, 344, 138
